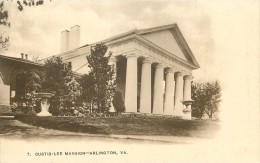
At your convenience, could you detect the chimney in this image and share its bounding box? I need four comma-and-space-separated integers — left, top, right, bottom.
25, 54, 28, 60
21, 53, 24, 59
60, 30, 70, 53
69, 25, 80, 50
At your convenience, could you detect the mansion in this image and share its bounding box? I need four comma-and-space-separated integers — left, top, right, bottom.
58, 24, 200, 119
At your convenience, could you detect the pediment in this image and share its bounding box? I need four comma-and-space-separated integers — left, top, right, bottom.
140, 29, 188, 62
78, 23, 200, 68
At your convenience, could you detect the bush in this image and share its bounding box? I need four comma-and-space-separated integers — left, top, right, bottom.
112, 89, 125, 113
0, 105, 11, 113
11, 102, 37, 115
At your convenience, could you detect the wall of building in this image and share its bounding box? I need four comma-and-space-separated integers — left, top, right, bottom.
0, 84, 10, 105
0, 58, 41, 106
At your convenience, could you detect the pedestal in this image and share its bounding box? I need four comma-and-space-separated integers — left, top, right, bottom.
182, 107, 192, 120
37, 99, 52, 116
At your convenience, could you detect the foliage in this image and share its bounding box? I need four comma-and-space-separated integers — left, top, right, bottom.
79, 74, 94, 103
24, 68, 42, 93
0, 1, 9, 52
16, 0, 45, 11
15, 56, 84, 116
191, 81, 221, 119
0, 1, 9, 26
86, 43, 116, 113
41, 56, 78, 116
112, 89, 125, 113
73, 102, 90, 117
11, 99, 40, 115
10, 68, 42, 115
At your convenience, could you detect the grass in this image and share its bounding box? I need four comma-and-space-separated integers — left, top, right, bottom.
16, 115, 220, 138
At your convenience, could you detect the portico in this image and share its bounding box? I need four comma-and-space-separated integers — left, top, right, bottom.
60, 23, 200, 119
109, 54, 195, 118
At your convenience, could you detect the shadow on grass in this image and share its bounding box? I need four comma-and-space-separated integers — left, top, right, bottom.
16, 115, 108, 135
0, 125, 33, 135
15, 115, 220, 138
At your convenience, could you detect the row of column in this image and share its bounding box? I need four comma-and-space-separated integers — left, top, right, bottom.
110, 54, 193, 117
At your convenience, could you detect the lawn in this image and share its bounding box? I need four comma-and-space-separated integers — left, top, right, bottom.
16, 115, 220, 138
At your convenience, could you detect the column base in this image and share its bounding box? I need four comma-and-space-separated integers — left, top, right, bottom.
182, 108, 192, 120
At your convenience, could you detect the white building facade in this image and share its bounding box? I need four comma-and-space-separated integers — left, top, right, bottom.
59, 24, 200, 119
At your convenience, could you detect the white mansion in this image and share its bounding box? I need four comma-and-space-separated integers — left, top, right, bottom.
58, 23, 200, 119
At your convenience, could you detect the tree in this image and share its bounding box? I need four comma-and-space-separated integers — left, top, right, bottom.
112, 89, 125, 113
86, 43, 116, 113
24, 68, 42, 93
191, 81, 221, 119
0, 1, 9, 52
21, 56, 80, 116
79, 74, 94, 101
41, 56, 75, 115
16, 0, 45, 11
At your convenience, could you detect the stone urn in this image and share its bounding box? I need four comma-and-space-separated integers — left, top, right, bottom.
35, 93, 54, 117
182, 100, 194, 120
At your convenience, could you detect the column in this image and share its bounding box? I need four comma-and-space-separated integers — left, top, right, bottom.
174, 72, 184, 116
152, 63, 164, 114
108, 57, 117, 112
163, 68, 175, 115
183, 75, 193, 120
140, 58, 153, 113
125, 54, 137, 112
183, 75, 193, 101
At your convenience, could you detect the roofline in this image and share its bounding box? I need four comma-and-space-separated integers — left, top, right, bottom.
0, 54, 43, 66
107, 34, 199, 69
137, 23, 177, 35
79, 23, 178, 48
173, 25, 200, 68
78, 29, 138, 49
60, 23, 200, 69
59, 33, 198, 70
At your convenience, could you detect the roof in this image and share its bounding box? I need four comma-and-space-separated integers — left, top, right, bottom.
78, 23, 199, 69
0, 54, 43, 66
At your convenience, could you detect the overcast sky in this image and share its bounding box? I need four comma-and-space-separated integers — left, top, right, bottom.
1, 0, 259, 159
2, 0, 216, 80
1, 0, 258, 80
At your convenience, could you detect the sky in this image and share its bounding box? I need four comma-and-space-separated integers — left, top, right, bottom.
0, 0, 259, 161
2, 0, 215, 80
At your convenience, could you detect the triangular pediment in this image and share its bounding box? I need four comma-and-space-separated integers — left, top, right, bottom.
140, 29, 188, 61
80, 23, 199, 68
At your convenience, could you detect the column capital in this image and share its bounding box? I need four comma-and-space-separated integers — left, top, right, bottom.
109, 56, 117, 63
155, 63, 165, 69
175, 71, 184, 77
142, 57, 153, 64
166, 68, 176, 74
184, 75, 194, 80
124, 53, 138, 58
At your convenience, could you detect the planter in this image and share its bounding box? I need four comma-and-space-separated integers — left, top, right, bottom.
182, 100, 194, 120
34, 93, 54, 117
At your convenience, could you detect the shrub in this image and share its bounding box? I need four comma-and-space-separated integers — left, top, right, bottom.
0, 105, 11, 113
11, 103, 36, 115
112, 89, 125, 113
